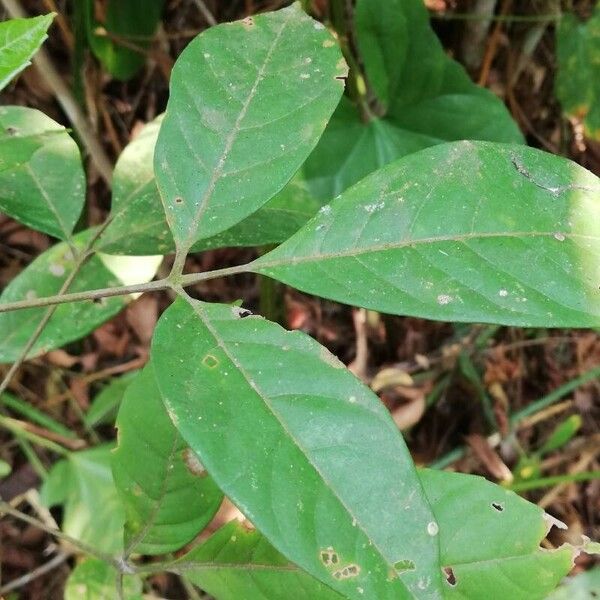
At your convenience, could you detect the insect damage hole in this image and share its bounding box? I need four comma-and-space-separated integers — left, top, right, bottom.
320, 547, 339, 567
333, 564, 361, 580
443, 567, 457, 587
174, 196, 184, 205
202, 354, 220, 368
491, 502, 504, 512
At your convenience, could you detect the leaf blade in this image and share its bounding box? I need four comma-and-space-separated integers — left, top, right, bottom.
154, 3, 346, 249
255, 141, 600, 327
152, 298, 442, 599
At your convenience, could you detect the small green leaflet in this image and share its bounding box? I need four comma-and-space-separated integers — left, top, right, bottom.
556, 4, 600, 140
301, 0, 523, 199
254, 141, 600, 328
0, 106, 85, 240
0, 14, 53, 91
98, 116, 320, 255
154, 3, 347, 251
112, 364, 223, 555
152, 298, 441, 599
41, 445, 125, 553
84, 372, 139, 427
0, 229, 162, 363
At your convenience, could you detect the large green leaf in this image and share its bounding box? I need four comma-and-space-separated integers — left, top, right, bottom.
64, 558, 143, 600
98, 116, 319, 255
41, 445, 125, 553
154, 3, 346, 251
556, 5, 600, 140
0, 106, 85, 240
0, 230, 162, 363
179, 521, 344, 599
112, 364, 223, 555
420, 470, 573, 599
0, 14, 53, 91
301, 0, 522, 200
84, 0, 165, 80
152, 298, 441, 599
254, 141, 600, 328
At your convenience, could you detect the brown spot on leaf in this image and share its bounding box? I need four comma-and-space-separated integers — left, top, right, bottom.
182, 447, 207, 477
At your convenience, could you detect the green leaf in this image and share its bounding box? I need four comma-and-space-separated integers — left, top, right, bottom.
301, 0, 522, 199
41, 445, 125, 553
0, 459, 11, 477
179, 521, 344, 599
0, 230, 162, 363
0, 106, 85, 240
154, 3, 347, 251
0, 14, 53, 91
98, 116, 320, 255
538, 415, 582, 456
546, 567, 600, 600
255, 140, 600, 328
64, 558, 143, 600
420, 469, 573, 599
112, 365, 223, 555
556, 6, 600, 140
152, 297, 441, 599
84, 372, 139, 427
84, 0, 165, 80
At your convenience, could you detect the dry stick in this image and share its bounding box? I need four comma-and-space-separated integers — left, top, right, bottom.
0, 552, 70, 595
1, 0, 113, 185
192, 0, 218, 26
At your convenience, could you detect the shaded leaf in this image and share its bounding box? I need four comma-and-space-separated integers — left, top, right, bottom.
0, 14, 53, 91
154, 3, 346, 250
255, 141, 600, 327
112, 364, 223, 555
84, 371, 139, 427
301, 0, 522, 199
0, 106, 85, 240
556, 6, 600, 140
84, 0, 165, 80
0, 230, 162, 363
98, 116, 319, 255
546, 567, 600, 599
64, 558, 142, 600
420, 469, 573, 599
179, 521, 344, 600
41, 445, 125, 553
152, 298, 441, 599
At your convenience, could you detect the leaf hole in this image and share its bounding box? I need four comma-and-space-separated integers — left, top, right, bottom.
393, 559, 415, 573
5, 126, 17, 135
491, 502, 504, 512
443, 567, 457, 586
333, 564, 360, 580
174, 196, 184, 205
202, 354, 219, 369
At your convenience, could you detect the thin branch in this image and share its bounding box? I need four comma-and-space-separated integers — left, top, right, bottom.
0, 262, 253, 313
0, 0, 113, 185
0, 552, 70, 594
0, 501, 120, 569
191, 0, 217, 26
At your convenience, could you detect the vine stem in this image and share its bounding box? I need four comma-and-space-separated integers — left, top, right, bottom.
0, 262, 253, 314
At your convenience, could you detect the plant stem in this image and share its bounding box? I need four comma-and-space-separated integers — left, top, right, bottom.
0, 262, 254, 314
506, 470, 600, 493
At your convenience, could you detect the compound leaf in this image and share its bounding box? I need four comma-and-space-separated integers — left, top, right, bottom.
112, 364, 223, 555
41, 445, 125, 553
154, 3, 346, 250
64, 558, 143, 600
152, 297, 441, 599
556, 5, 600, 140
98, 116, 319, 255
0, 14, 53, 91
0, 230, 162, 363
179, 521, 344, 600
301, 0, 522, 199
255, 141, 600, 328
0, 106, 85, 240
420, 470, 573, 599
